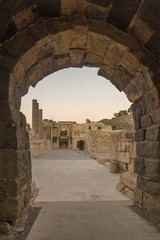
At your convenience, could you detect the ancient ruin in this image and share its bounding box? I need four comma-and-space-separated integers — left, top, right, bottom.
1, 0, 160, 233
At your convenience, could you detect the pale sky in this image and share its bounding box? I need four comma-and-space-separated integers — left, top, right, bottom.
20, 67, 131, 126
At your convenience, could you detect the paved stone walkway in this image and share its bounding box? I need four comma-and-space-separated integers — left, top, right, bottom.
27, 149, 160, 240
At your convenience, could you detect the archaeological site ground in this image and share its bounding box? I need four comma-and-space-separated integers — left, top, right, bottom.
0, 0, 160, 238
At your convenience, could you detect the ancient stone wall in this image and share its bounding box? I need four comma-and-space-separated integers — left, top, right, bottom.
87, 130, 112, 154
72, 122, 112, 153
30, 139, 53, 160
1, 0, 160, 227
109, 131, 137, 200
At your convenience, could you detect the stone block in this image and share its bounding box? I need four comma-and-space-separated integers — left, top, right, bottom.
130, 17, 155, 45
136, 141, 160, 159
52, 30, 72, 56
150, 108, 160, 124
61, 0, 79, 15
47, 17, 68, 35
124, 80, 142, 102
36, 0, 60, 18
145, 159, 160, 181
40, 55, 54, 77
5, 30, 34, 58
9, 76, 21, 109
54, 54, 70, 72
27, 63, 44, 88
87, 32, 110, 59
0, 46, 18, 72
0, 71, 10, 100
0, 123, 17, 149
134, 158, 145, 175
137, 176, 160, 196
145, 125, 160, 141
145, 87, 160, 113
0, 222, 12, 233
104, 42, 127, 68
134, 118, 141, 131
116, 182, 124, 192
116, 151, 130, 163
16, 128, 30, 150
135, 129, 145, 142
129, 142, 136, 158
128, 158, 135, 174
98, 64, 115, 80
87, 0, 112, 8
21, 47, 38, 73
70, 26, 88, 49
111, 66, 133, 92
69, 49, 86, 67
141, 114, 152, 128
85, 52, 102, 67
121, 52, 142, 77
85, 3, 108, 20
36, 36, 53, 60
0, 198, 24, 223
13, 7, 36, 31
0, 150, 18, 179
120, 171, 137, 191
6, 0, 33, 16
0, 3, 17, 44
131, 101, 143, 119
143, 192, 160, 216
0, 180, 19, 198
13, 61, 25, 87
107, 0, 140, 32
134, 188, 143, 205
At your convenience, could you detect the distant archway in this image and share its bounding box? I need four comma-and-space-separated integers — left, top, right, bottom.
77, 140, 85, 151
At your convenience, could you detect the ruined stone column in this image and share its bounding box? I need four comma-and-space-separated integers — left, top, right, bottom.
32, 99, 39, 134
38, 109, 43, 139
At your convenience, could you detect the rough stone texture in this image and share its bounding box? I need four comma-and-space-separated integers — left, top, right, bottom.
1, 0, 160, 228
145, 159, 160, 182
136, 141, 160, 159
30, 139, 53, 160
109, 130, 137, 201
134, 158, 145, 176
0, 222, 11, 233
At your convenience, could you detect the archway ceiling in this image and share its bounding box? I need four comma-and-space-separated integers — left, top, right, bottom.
0, 0, 160, 102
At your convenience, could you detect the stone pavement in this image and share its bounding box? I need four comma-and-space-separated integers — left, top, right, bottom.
27, 149, 160, 240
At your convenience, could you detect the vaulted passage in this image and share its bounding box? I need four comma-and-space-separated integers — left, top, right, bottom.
1, 0, 160, 230
77, 140, 85, 150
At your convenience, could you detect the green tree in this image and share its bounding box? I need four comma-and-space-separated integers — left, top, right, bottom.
86, 119, 91, 123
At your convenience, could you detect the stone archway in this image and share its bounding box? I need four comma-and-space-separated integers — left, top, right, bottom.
77, 140, 85, 151
1, 0, 160, 227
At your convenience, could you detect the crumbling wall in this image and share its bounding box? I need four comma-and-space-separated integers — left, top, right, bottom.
87, 130, 112, 154
109, 131, 137, 200
30, 139, 53, 159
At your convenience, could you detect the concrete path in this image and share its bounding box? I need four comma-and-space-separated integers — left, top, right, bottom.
27, 149, 160, 240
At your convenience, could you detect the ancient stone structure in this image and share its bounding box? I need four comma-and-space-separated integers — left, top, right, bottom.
1, 0, 160, 230
32, 99, 43, 137
42, 120, 74, 149
109, 131, 137, 200
72, 122, 112, 153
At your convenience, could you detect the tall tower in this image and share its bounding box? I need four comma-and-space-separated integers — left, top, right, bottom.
32, 99, 39, 134
38, 109, 43, 139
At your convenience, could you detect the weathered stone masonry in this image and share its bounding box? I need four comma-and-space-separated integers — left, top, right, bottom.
1, 0, 160, 228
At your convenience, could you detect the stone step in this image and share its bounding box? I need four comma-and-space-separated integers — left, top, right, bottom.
120, 171, 137, 191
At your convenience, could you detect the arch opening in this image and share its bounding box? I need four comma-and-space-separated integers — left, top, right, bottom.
77, 140, 85, 151
1, 1, 160, 228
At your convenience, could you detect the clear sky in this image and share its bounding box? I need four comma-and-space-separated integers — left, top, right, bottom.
20, 67, 131, 126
